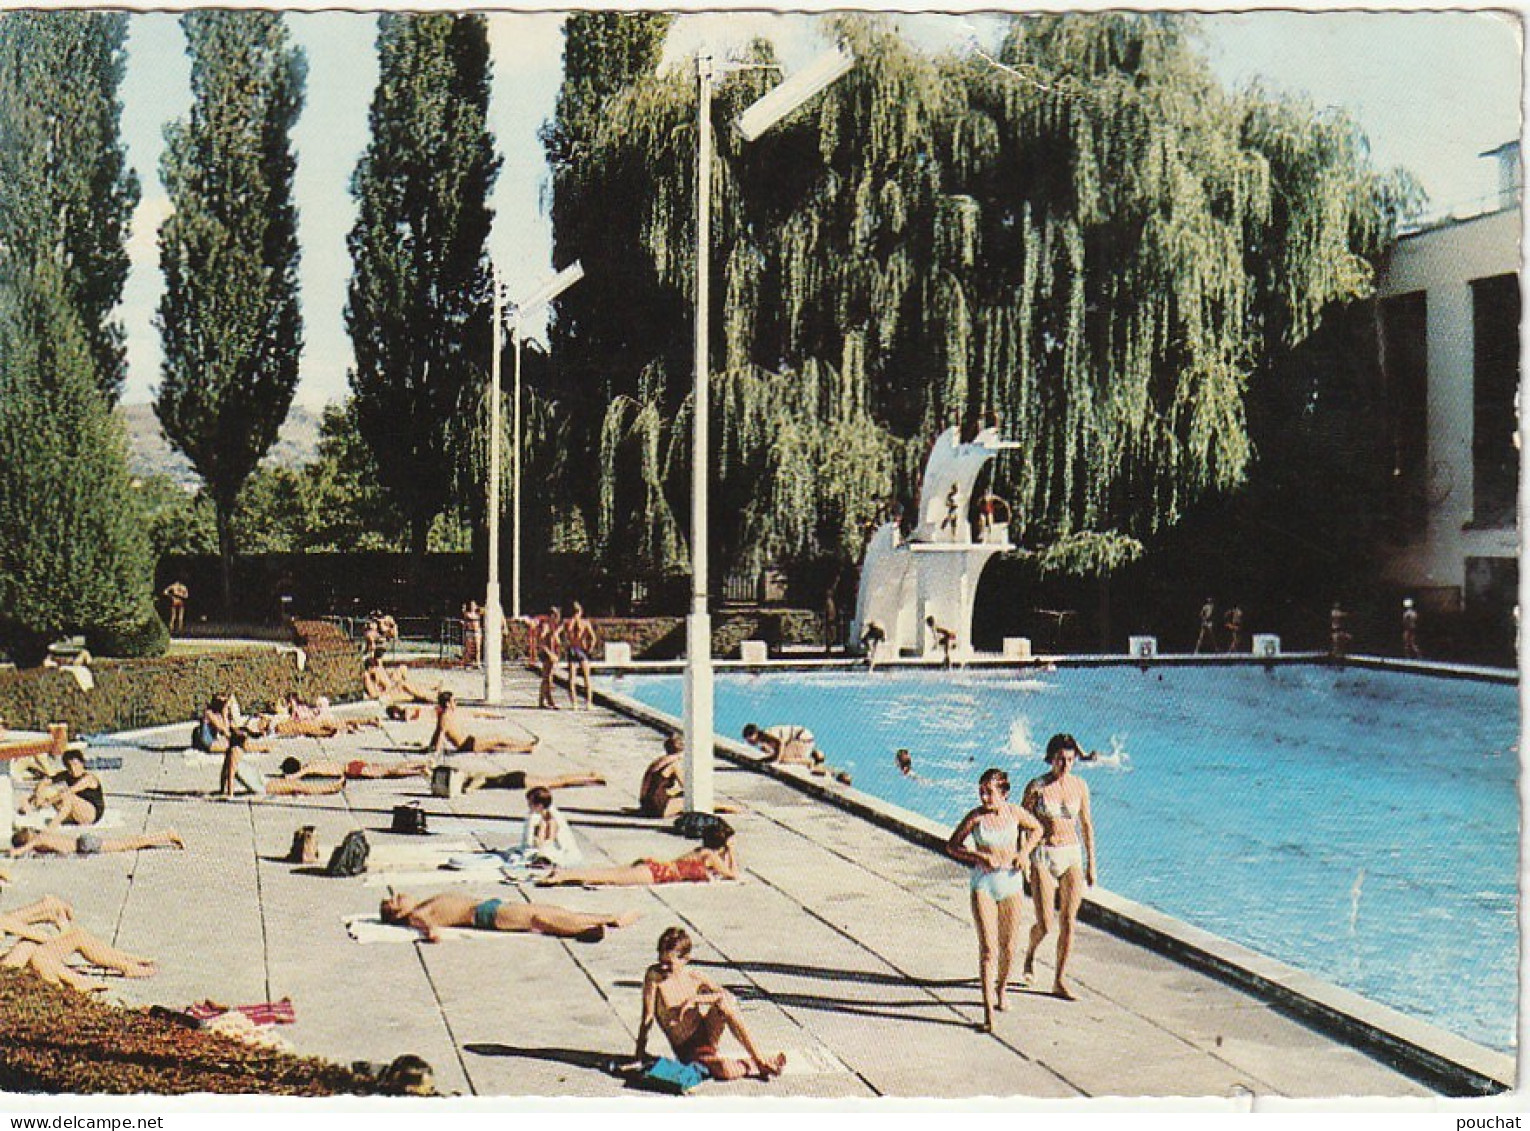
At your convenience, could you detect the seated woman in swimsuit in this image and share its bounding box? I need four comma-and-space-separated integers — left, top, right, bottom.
379, 891, 639, 944
637, 734, 741, 819
10, 827, 185, 858
0, 926, 157, 992
363, 658, 438, 719
20, 748, 105, 829
428, 691, 538, 755
193, 693, 271, 755
537, 819, 738, 887
629, 926, 785, 1081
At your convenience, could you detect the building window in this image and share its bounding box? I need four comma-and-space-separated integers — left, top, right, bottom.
1471, 273, 1520, 528
1378, 291, 1428, 537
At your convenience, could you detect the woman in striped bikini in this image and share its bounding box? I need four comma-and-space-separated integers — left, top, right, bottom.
1022, 733, 1097, 1001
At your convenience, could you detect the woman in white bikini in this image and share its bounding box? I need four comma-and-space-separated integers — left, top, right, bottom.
946, 768, 1042, 1031
1022, 733, 1097, 1001
630, 926, 785, 1080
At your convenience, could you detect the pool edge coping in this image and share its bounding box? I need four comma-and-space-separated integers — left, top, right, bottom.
590, 679, 1518, 1098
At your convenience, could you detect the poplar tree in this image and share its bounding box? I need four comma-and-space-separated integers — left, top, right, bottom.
346, 12, 499, 564
0, 10, 138, 403
155, 10, 306, 610
0, 12, 158, 660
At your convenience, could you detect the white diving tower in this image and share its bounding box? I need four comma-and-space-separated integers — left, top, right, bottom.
850, 424, 1019, 660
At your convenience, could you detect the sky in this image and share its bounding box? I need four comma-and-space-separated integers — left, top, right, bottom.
111, 8, 1523, 409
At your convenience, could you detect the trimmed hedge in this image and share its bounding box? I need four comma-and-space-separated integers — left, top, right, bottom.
0, 968, 381, 1096
0, 620, 362, 734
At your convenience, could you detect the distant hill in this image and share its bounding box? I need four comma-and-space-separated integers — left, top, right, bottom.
117, 402, 323, 488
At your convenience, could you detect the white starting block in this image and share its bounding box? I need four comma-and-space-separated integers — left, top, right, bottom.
740, 640, 769, 665
1129, 635, 1158, 659
1253, 634, 1281, 658
603, 642, 632, 665
1003, 637, 1032, 659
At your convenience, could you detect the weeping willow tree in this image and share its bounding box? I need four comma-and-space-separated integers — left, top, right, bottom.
549, 12, 1413, 586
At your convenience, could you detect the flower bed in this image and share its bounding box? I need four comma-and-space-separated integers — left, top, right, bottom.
0, 620, 362, 735
0, 968, 381, 1096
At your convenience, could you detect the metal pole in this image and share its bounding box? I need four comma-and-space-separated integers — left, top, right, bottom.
483, 269, 504, 704
511, 325, 523, 621
683, 56, 715, 815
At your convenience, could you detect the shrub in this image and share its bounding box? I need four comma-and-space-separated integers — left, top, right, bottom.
0, 968, 384, 1096
86, 613, 170, 659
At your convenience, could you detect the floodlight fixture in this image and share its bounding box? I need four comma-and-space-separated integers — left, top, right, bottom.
733, 46, 854, 142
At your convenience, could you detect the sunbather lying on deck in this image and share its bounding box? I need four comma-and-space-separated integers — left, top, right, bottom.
11, 828, 185, 858
537, 819, 738, 887
278, 755, 432, 781
0, 895, 74, 941
271, 692, 380, 738
461, 768, 604, 793
1, 927, 157, 992
428, 691, 537, 755
379, 891, 640, 944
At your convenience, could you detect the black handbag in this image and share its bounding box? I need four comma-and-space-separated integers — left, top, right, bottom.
390, 802, 428, 835
673, 811, 725, 841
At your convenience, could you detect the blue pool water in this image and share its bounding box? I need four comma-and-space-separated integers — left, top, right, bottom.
604, 664, 1520, 1052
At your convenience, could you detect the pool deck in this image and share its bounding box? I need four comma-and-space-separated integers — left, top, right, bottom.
1, 665, 1512, 1103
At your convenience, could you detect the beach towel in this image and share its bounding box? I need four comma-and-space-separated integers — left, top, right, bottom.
364, 841, 474, 872
184, 998, 296, 1026
362, 867, 512, 890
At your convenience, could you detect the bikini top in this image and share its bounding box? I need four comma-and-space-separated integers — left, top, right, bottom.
1033, 791, 1080, 822
971, 811, 1019, 851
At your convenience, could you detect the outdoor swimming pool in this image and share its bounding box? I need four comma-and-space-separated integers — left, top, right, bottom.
603, 664, 1520, 1053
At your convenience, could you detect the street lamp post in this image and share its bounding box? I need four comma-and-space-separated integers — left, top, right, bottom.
683, 47, 855, 815
485, 270, 505, 704
484, 261, 584, 706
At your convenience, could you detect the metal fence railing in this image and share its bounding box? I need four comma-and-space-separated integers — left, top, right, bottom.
323, 615, 464, 662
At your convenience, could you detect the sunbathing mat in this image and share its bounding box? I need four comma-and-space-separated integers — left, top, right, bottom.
344, 914, 535, 945
363, 841, 476, 871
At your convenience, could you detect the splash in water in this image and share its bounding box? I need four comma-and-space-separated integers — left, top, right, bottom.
1348, 868, 1366, 936
1085, 734, 1133, 771
1006, 717, 1038, 760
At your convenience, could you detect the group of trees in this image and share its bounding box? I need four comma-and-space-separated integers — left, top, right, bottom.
0, 11, 498, 655
0, 10, 1416, 658
539, 12, 1416, 595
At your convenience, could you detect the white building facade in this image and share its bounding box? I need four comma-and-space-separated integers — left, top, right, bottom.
1374, 193, 1520, 620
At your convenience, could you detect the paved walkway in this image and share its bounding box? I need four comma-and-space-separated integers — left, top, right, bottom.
3, 666, 1437, 1099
